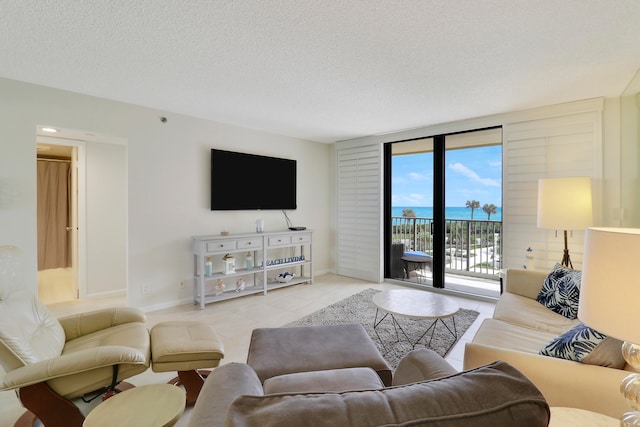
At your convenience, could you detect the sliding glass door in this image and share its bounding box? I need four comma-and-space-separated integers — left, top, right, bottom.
384, 128, 503, 296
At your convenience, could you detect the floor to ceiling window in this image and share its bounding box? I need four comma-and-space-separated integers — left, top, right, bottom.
384, 127, 503, 297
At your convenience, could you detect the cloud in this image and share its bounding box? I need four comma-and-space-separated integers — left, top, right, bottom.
449, 162, 500, 187
408, 172, 428, 181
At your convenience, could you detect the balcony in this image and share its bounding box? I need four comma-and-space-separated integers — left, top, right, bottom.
390, 216, 502, 297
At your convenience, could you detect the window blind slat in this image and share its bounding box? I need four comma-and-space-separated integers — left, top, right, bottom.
503, 111, 601, 270
335, 143, 382, 282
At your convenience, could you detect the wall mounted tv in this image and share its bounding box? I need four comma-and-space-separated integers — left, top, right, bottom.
211, 149, 297, 210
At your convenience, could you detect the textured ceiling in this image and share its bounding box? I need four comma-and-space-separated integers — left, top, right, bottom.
2, 1, 640, 143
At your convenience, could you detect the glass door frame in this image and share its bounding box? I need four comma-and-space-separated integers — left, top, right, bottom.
384, 126, 502, 290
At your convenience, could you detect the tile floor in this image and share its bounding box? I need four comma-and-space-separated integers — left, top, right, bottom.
0, 274, 496, 426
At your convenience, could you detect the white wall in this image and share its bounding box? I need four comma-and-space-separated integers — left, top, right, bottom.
620, 90, 640, 227
85, 141, 127, 297
0, 78, 333, 311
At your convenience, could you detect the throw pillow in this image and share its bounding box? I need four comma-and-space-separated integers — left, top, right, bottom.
539, 323, 626, 369
536, 263, 582, 319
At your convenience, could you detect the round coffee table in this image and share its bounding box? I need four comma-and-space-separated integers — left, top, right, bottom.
372, 289, 459, 353
83, 384, 186, 427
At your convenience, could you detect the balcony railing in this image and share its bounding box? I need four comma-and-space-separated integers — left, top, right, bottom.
391, 216, 502, 278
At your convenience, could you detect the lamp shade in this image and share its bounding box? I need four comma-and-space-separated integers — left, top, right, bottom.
578, 227, 640, 344
537, 177, 593, 230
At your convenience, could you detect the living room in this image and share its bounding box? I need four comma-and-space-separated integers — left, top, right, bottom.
1, 2, 640, 426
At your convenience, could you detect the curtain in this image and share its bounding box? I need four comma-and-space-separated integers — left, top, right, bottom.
37, 159, 71, 270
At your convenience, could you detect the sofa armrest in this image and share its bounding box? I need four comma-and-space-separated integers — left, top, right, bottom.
188, 363, 263, 427
504, 269, 548, 300
58, 307, 146, 341
463, 341, 629, 419
392, 348, 457, 386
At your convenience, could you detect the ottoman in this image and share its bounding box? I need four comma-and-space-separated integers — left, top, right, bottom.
247, 323, 392, 386
151, 320, 224, 406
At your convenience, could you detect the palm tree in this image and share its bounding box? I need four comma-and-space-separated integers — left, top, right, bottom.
402, 208, 416, 218
465, 200, 480, 219
482, 203, 497, 220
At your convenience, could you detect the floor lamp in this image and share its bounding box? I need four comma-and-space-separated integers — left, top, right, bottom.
537, 177, 593, 269
578, 227, 640, 425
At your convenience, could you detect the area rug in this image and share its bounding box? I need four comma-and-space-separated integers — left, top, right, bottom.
286, 288, 479, 369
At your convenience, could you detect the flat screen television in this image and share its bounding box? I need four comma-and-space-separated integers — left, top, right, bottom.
211, 149, 297, 210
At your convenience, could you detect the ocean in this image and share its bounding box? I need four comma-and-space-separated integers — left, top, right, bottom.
392, 206, 502, 221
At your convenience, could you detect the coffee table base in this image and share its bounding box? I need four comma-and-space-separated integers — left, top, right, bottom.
373, 309, 458, 355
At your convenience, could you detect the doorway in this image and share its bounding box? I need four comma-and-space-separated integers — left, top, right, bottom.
385, 127, 503, 297
36, 136, 84, 304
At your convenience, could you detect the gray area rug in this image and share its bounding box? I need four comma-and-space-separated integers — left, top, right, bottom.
287, 288, 479, 369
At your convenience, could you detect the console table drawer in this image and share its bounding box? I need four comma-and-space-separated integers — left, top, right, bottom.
268, 235, 291, 247
292, 233, 311, 244
206, 240, 236, 252
237, 238, 262, 249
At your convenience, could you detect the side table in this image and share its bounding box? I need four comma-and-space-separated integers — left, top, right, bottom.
83, 384, 186, 427
549, 407, 618, 427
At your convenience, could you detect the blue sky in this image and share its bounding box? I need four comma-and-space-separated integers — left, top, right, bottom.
392, 145, 502, 207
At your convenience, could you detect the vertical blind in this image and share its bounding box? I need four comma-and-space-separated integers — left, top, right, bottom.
502, 110, 602, 270
336, 143, 383, 282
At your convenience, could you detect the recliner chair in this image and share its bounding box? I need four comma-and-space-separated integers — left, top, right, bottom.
0, 246, 151, 427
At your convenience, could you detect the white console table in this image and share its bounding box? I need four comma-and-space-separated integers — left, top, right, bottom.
192, 230, 313, 309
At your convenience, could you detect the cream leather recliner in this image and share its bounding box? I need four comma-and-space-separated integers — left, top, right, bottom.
0, 246, 150, 427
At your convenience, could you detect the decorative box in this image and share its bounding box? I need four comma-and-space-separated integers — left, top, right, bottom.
221, 253, 236, 275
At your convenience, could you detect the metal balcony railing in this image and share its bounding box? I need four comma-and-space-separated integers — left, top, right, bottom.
391, 216, 502, 278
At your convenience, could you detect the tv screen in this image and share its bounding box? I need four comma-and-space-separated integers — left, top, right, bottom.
211, 149, 297, 210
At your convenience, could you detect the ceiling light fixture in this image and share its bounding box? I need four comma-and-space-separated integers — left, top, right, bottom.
41, 127, 58, 133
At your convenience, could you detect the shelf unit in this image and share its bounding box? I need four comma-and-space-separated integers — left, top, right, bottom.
192, 230, 313, 309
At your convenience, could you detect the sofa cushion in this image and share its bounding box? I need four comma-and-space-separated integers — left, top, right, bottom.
536, 264, 582, 319
494, 292, 579, 335
225, 360, 550, 427
471, 318, 560, 354
264, 367, 384, 394
539, 323, 626, 369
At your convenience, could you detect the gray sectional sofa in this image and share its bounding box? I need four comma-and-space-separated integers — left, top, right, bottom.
187, 348, 549, 426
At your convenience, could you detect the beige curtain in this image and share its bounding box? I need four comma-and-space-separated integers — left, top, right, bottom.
37, 159, 71, 270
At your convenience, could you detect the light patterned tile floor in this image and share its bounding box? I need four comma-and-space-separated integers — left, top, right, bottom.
0, 274, 495, 426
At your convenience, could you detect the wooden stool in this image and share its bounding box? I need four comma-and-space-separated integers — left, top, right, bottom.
151, 321, 224, 406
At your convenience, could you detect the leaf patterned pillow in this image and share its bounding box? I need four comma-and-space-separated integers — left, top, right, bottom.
536, 264, 581, 319
540, 323, 625, 368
